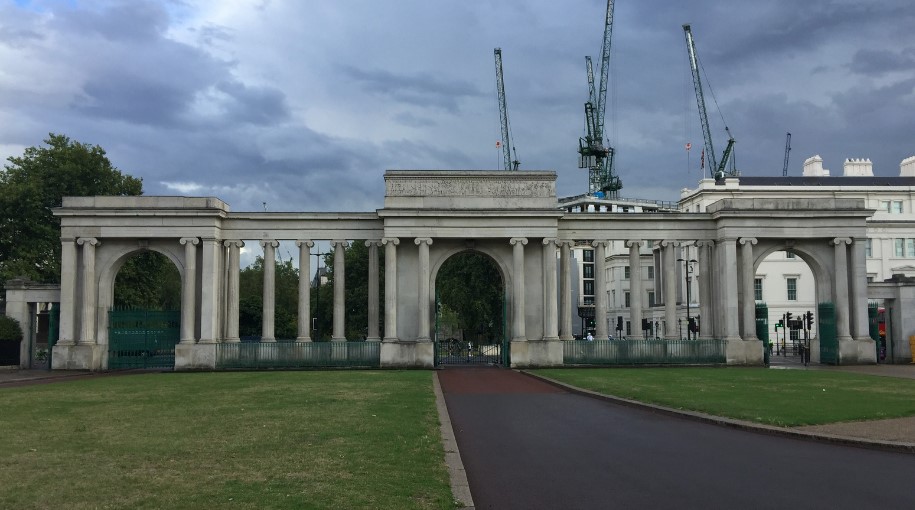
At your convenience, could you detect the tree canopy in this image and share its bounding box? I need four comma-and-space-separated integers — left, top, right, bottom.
0, 134, 142, 284
435, 251, 504, 343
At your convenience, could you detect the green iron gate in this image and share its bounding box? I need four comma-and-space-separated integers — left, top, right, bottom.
755, 302, 770, 365
818, 302, 838, 365
434, 292, 507, 367
108, 309, 180, 369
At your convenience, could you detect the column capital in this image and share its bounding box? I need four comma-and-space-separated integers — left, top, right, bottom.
381, 237, 400, 246
625, 240, 643, 249
542, 237, 560, 246
510, 237, 528, 246
831, 237, 853, 246
77, 237, 100, 247
696, 239, 716, 248
590, 240, 609, 248
178, 237, 198, 246
739, 237, 758, 246
260, 239, 280, 248
659, 239, 678, 248
224, 239, 245, 249
558, 240, 575, 248
365, 239, 382, 248
414, 237, 433, 246
295, 239, 315, 249
330, 239, 349, 248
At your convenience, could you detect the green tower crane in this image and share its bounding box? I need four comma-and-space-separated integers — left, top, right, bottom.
494, 48, 520, 171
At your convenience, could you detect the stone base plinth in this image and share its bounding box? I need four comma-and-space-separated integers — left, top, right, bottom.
726, 339, 765, 366
380, 341, 434, 368
510, 340, 563, 368
175, 343, 217, 370
51, 344, 103, 370
840, 338, 877, 365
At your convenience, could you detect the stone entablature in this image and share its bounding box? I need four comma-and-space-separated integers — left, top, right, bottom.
384, 170, 557, 210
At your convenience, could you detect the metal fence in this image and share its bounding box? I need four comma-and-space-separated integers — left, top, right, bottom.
108, 309, 180, 369
216, 341, 381, 369
563, 339, 727, 365
434, 340, 503, 366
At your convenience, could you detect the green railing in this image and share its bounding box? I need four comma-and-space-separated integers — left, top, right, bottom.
563, 339, 727, 365
818, 302, 838, 365
216, 341, 381, 369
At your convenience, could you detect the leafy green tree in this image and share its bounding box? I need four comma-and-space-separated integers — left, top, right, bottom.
0, 134, 142, 284
315, 241, 383, 340
436, 252, 504, 344
238, 255, 300, 339
113, 252, 181, 310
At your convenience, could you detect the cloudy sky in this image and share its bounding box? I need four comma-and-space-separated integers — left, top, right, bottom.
1, 0, 913, 214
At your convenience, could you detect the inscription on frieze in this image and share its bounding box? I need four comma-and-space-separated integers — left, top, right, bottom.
386, 177, 554, 198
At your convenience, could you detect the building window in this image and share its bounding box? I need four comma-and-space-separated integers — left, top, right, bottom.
785, 251, 796, 259
880, 200, 890, 212
647, 266, 654, 280
583, 265, 594, 278
648, 291, 655, 307
583, 297, 594, 305
896, 238, 905, 257
865, 238, 873, 258
625, 321, 631, 336
624, 292, 631, 308
583, 249, 594, 262
584, 280, 594, 296
624, 266, 630, 280
908, 239, 915, 258
787, 278, 797, 301
892, 201, 903, 214
754, 278, 763, 301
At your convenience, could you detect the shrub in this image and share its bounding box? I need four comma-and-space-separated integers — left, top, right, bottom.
0, 315, 23, 342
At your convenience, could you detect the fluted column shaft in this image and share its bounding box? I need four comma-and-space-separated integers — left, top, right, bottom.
849, 238, 870, 341
542, 238, 559, 340
661, 240, 678, 339
627, 240, 643, 338
296, 240, 314, 342
78, 237, 100, 345
365, 241, 381, 341
199, 239, 221, 344
593, 240, 609, 339
415, 238, 433, 341
719, 238, 741, 341
697, 241, 715, 340
740, 237, 758, 341
382, 238, 400, 341
179, 237, 198, 344
58, 238, 77, 346
261, 240, 279, 342
332, 240, 347, 341
833, 238, 853, 342
224, 240, 244, 342
510, 238, 528, 341
559, 241, 573, 340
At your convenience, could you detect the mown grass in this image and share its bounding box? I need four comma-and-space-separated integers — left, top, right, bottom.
0, 371, 456, 510
531, 367, 915, 427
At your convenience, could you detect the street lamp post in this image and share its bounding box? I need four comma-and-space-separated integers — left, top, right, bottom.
677, 258, 697, 340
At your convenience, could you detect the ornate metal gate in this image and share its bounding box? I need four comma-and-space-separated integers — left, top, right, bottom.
818, 302, 838, 365
108, 309, 180, 369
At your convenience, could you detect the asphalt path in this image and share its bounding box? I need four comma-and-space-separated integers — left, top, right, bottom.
438, 367, 915, 510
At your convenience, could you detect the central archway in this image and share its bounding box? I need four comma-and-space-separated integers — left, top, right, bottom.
433, 250, 507, 366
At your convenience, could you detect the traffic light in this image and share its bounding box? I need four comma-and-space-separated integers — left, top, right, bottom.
785, 312, 793, 325
688, 317, 697, 333
641, 318, 650, 331
776, 319, 784, 329
617, 316, 623, 330
805, 310, 814, 329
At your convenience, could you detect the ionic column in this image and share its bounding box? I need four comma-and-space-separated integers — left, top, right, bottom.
849, 238, 870, 342
510, 237, 528, 341
365, 240, 382, 342
77, 237, 100, 345
179, 237, 198, 344
627, 240, 643, 338
58, 238, 77, 346
331, 240, 348, 341
542, 238, 559, 341
382, 238, 400, 341
833, 237, 853, 342
260, 240, 279, 342
696, 240, 715, 340
199, 238, 222, 344
224, 240, 244, 343
718, 237, 741, 341
296, 240, 314, 342
739, 237, 758, 341
559, 241, 574, 340
415, 238, 433, 342
593, 240, 609, 339
661, 240, 678, 339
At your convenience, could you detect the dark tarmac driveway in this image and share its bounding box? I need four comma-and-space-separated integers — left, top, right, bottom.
438, 367, 915, 510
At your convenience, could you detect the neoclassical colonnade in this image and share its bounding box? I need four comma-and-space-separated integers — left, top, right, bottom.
51, 173, 877, 370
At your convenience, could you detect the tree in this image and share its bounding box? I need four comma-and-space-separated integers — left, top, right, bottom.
113, 251, 181, 310
436, 252, 504, 344
316, 241, 383, 340
0, 134, 142, 284
238, 256, 300, 339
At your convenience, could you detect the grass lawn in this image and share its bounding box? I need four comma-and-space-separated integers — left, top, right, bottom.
0, 371, 456, 510
531, 367, 915, 427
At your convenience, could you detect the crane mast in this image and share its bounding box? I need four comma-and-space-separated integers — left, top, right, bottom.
782, 132, 792, 176
494, 48, 519, 171
578, 0, 621, 196
683, 23, 735, 180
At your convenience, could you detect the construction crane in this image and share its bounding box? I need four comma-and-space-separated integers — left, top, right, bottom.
578, 0, 621, 196
494, 48, 520, 171
782, 132, 792, 176
683, 23, 736, 181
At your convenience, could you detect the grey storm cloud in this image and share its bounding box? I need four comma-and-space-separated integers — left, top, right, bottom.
342, 66, 483, 113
